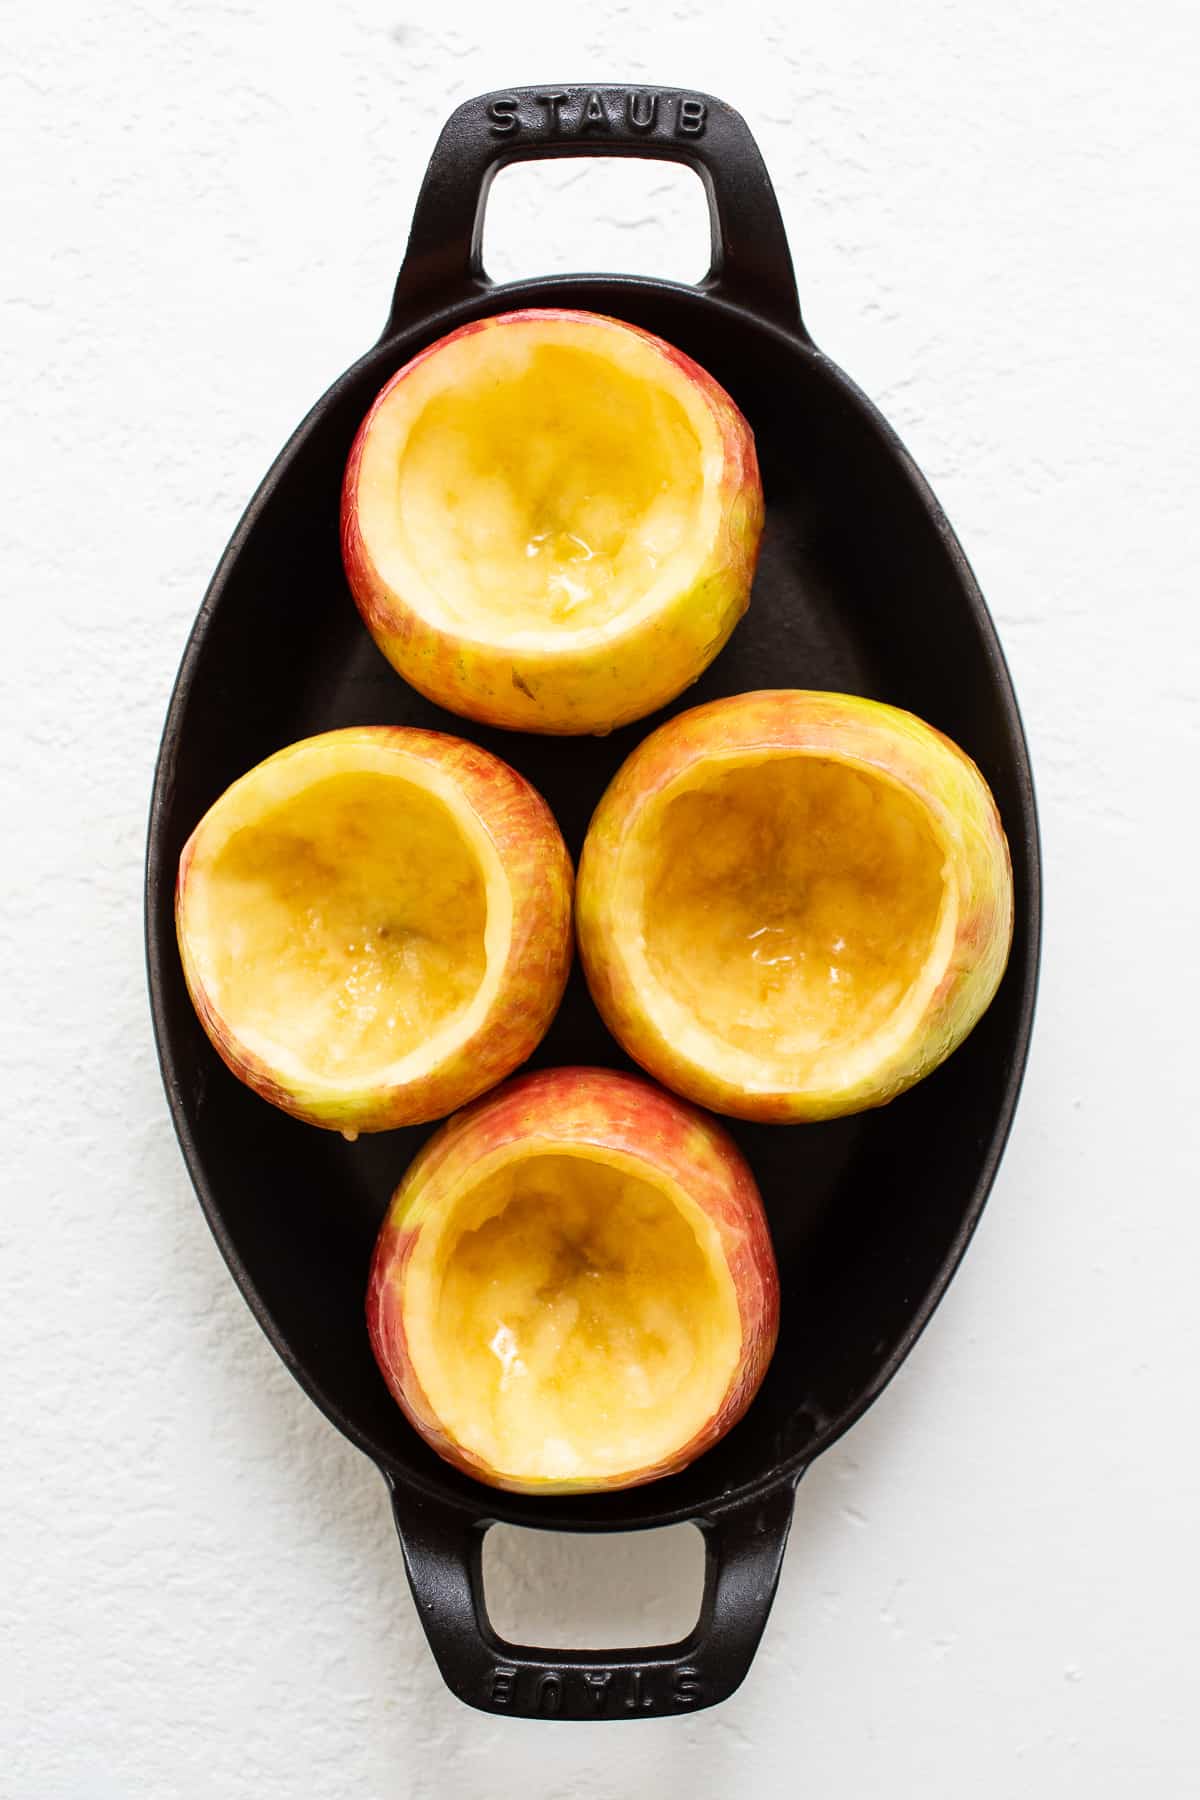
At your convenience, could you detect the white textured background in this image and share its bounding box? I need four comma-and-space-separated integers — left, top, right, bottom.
4, 1, 1199, 1793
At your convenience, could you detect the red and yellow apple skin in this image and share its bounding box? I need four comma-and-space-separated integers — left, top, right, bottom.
367, 1067, 780, 1494
577, 691, 1014, 1124
175, 727, 573, 1134
341, 309, 763, 735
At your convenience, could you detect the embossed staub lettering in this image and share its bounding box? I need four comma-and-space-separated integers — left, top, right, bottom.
489, 1664, 517, 1706
534, 90, 570, 132
486, 1661, 705, 1714
626, 91, 658, 132
673, 1665, 703, 1706
482, 90, 708, 142
534, 1672, 563, 1716
582, 90, 611, 132
487, 96, 519, 135
582, 1671, 613, 1713
625, 1668, 652, 1711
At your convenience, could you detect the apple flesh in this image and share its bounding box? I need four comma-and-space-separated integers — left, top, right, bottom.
175, 727, 573, 1133
341, 308, 763, 735
577, 690, 1014, 1123
367, 1067, 780, 1494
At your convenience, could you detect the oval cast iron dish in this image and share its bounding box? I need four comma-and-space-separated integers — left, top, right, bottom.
146, 86, 1042, 1721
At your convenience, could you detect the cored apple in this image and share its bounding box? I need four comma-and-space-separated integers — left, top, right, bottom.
367, 1067, 779, 1494
341, 308, 763, 735
577, 691, 1014, 1123
175, 727, 572, 1134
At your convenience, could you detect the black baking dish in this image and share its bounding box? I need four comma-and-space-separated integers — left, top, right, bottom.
146, 85, 1041, 1720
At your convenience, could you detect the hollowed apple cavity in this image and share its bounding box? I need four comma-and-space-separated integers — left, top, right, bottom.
195, 771, 488, 1083
176, 728, 573, 1132
394, 342, 705, 634
577, 691, 1014, 1122
342, 310, 764, 733
368, 1067, 780, 1494
405, 1152, 739, 1488
644, 757, 949, 1081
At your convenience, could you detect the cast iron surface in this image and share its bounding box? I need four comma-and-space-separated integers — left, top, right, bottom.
146, 85, 1041, 1720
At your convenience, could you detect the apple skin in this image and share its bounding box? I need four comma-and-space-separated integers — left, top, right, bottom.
367, 1066, 780, 1494
175, 727, 574, 1134
341, 309, 763, 735
576, 690, 1015, 1124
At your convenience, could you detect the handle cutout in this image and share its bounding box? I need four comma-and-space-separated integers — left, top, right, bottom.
480, 157, 711, 288
482, 1521, 705, 1649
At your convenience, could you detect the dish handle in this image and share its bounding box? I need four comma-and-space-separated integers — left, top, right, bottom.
388, 1475, 799, 1720
387, 84, 802, 336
